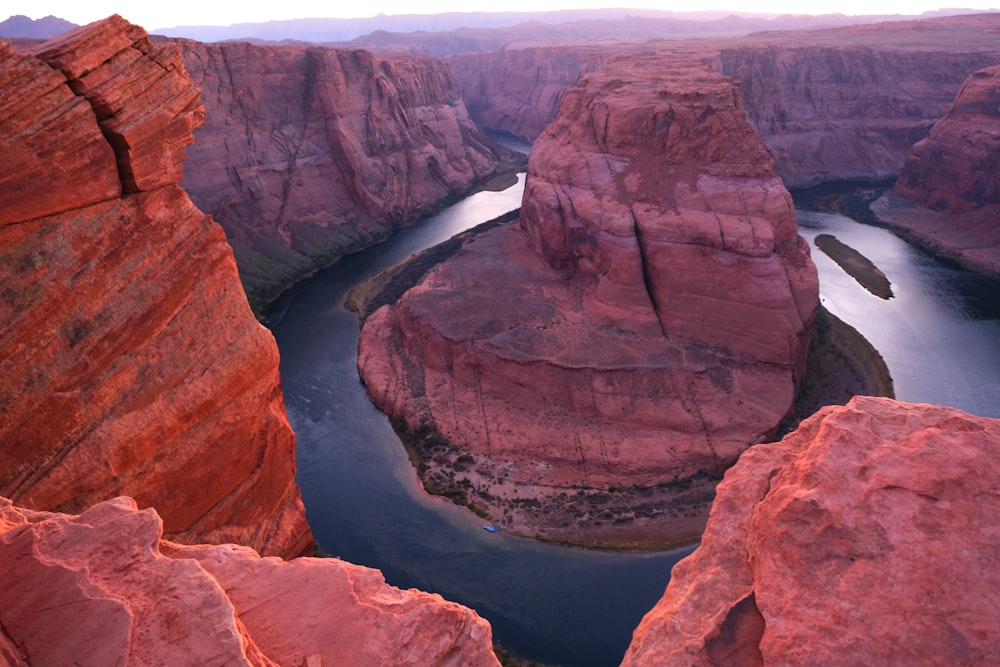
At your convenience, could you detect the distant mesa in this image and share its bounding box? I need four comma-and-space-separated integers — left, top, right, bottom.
0, 15, 77, 39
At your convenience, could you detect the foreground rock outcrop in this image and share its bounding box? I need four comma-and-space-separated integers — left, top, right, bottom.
0, 16, 311, 557
359, 58, 817, 547
872, 64, 1000, 278
178, 40, 521, 309
0, 495, 499, 667
623, 396, 1000, 665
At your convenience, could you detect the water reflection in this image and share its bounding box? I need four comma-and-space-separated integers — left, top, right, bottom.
269, 175, 692, 667
795, 204, 1000, 418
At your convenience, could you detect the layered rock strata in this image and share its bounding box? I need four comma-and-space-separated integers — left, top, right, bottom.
448, 46, 609, 142
721, 45, 1000, 188
0, 16, 311, 557
0, 495, 499, 667
872, 64, 1000, 278
359, 61, 818, 547
177, 40, 521, 309
623, 396, 1000, 666
449, 17, 1000, 186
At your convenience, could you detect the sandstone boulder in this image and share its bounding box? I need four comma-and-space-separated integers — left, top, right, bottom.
359, 58, 817, 547
0, 496, 499, 667
0, 16, 311, 557
623, 396, 1000, 666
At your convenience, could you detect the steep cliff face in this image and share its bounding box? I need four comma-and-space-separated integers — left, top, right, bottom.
448, 46, 609, 141
870, 65, 1000, 278
623, 396, 1000, 666
0, 495, 499, 667
178, 40, 519, 309
358, 59, 817, 547
720, 45, 1000, 187
0, 16, 311, 557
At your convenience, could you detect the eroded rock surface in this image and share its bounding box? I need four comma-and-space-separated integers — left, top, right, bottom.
178, 40, 520, 308
0, 16, 311, 557
623, 396, 1000, 666
0, 496, 499, 667
359, 59, 817, 547
873, 64, 1000, 278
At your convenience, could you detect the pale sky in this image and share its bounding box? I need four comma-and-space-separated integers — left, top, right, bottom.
6, 1, 999, 32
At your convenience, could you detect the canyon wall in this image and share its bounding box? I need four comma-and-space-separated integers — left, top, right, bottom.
721, 45, 1000, 187
448, 46, 609, 142
358, 57, 817, 547
449, 17, 1000, 187
872, 64, 1000, 278
178, 40, 520, 309
0, 16, 311, 557
0, 495, 499, 667
623, 396, 1000, 666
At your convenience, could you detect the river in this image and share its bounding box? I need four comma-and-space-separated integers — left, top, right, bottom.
794, 187, 1000, 419
267, 179, 1000, 667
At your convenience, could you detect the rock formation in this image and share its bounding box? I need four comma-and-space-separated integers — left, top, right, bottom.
0, 16, 311, 557
0, 495, 499, 667
872, 64, 1000, 278
721, 44, 1000, 188
358, 58, 817, 547
448, 46, 609, 142
623, 396, 1000, 666
177, 39, 522, 309
449, 16, 1000, 186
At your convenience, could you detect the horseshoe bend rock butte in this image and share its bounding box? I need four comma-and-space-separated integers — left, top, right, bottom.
358, 61, 819, 547
623, 396, 1000, 666
0, 16, 311, 557
0, 495, 499, 667
873, 64, 1000, 280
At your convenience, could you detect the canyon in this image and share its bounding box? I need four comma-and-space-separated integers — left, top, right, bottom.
448, 14, 1000, 187
623, 396, 1000, 666
2, 9, 999, 667
873, 63, 1000, 279
358, 53, 819, 547
0, 16, 311, 558
176, 39, 523, 310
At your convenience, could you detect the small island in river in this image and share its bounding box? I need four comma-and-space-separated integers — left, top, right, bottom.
814, 233, 894, 299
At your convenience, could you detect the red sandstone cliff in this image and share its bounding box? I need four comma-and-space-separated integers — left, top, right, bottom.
872, 65, 1000, 278
0, 17, 311, 557
358, 58, 817, 547
177, 40, 521, 309
0, 495, 499, 666
623, 396, 1000, 665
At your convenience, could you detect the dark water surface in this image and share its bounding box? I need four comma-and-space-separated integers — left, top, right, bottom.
795, 190, 1000, 419
268, 175, 692, 667
269, 178, 999, 667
